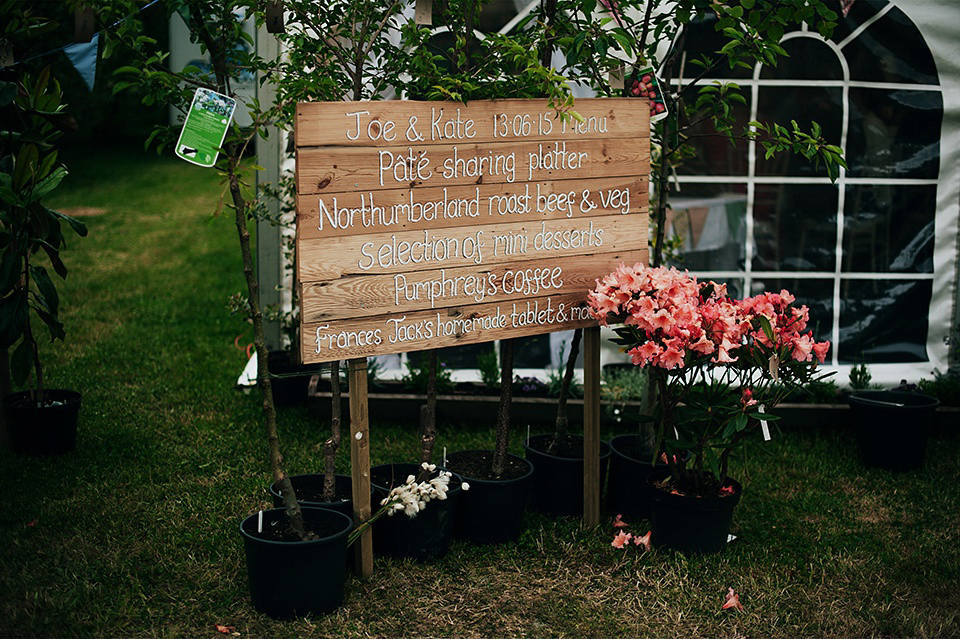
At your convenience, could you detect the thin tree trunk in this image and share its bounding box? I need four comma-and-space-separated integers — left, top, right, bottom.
0, 346, 8, 445
491, 339, 514, 477
323, 360, 342, 501
539, 0, 559, 69
192, 2, 308, 538
419, 350, 438, 470
547, 329, 582, 455
227, 153, 308, 539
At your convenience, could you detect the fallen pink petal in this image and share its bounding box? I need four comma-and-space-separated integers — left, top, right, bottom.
722, 588, 744, 611
611, 531, 632, 548
613, 514, 629, 528
634, 530, 652, 551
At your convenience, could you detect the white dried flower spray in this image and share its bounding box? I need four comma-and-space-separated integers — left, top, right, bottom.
348, 466, 461, 546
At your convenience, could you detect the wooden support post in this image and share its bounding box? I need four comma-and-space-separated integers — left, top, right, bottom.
348, 357, 373, 579
583, 326, 602, 527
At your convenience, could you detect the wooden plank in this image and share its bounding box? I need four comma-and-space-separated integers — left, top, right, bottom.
583, 326, 601, 527
300, 249, 648, 323
348, 358, 373, 579
296, 138, 649, 195
296, 98, 650, 148
296, 175, 648, 240
301, 292, 597, 364
297, 215, 646, 282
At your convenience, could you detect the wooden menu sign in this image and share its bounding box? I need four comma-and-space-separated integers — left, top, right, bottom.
295, 98, 649, 363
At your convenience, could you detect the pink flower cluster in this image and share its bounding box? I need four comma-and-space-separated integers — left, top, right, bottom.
611, 515, 651, 550
588, 264, 829, 370
738, 290, 830, 364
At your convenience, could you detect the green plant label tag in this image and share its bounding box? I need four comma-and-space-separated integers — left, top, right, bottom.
175, 87, 236, 168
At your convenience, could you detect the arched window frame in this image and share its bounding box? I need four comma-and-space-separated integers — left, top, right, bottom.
669, 1, 955, 386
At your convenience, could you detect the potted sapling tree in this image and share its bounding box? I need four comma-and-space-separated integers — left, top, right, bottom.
371, 350, 467, 561
446, 340, 536, 545
0, 65, 87, 455
269, 361, 354, 517
522, 329, 612, 517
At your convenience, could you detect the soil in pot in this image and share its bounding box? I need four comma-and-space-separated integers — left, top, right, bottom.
648, 471, 741, 555
370, 463, 463, 562
848, 390, 940, 472
445, 450, 534, 544
240, 507, 353, 619
270, 474, 354, 519
523, 433, 611, 518
606, 434, 665, 519
4, 389, 82, 455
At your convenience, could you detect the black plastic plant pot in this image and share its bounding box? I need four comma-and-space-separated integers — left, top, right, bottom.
606, 434, 666, 519
265, 351, 322, 407
269, 474, 354, 519
848, 390, 940, 472
4, 389, 81, 455
523, 434, 611, 517
446, 451, 534, 545
240, 507, 353, 620
370, 463, 463, 562
648, 471, 742, 555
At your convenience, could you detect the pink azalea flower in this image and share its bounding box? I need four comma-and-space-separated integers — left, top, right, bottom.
812, 340, 830, 363
658, 344, 686, 369
722, 587, 744, 611
650, 309, 674, 331
790, 333, 815, 362
611, 531, 632, 548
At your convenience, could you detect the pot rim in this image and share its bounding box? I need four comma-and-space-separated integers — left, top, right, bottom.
269, 473, 353, 501
370, 462, 464, 492
847, 390, 940, 411
607, 434, 663, 464
523, 433, 612, 461
3, 388, 82, 406
647, 468, 743, 501
443, 450, 535, 484
239, 506, 353, 547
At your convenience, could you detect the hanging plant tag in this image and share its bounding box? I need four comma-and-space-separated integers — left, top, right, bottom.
414, 0, 433, 25
175, 87, 236, 168
629, 66, 668, 123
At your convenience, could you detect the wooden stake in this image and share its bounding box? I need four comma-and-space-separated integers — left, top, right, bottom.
348, 357, 373, 579
583, 326, 601, 527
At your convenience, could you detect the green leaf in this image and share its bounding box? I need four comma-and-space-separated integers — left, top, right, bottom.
0, 289, 29, 347
39, 240, 67, 279
30, 265, 59, 316
13, 144, 39, 192
704, 445, 721, 480
756, 314, 775, 343
50, 209, 88, 238
30, 166, 66, 201
32, 304, 65, 342
10, 337, 33, 388
0, 81, 17, 108
0, 249, 21, 295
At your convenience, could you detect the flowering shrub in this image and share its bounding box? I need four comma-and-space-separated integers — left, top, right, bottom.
589, 264, 832, 496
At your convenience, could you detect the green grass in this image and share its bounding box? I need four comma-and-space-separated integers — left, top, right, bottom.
1, 147, 959, 638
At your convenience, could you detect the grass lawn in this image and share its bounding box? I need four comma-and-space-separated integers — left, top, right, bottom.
1, 146, 959, 638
